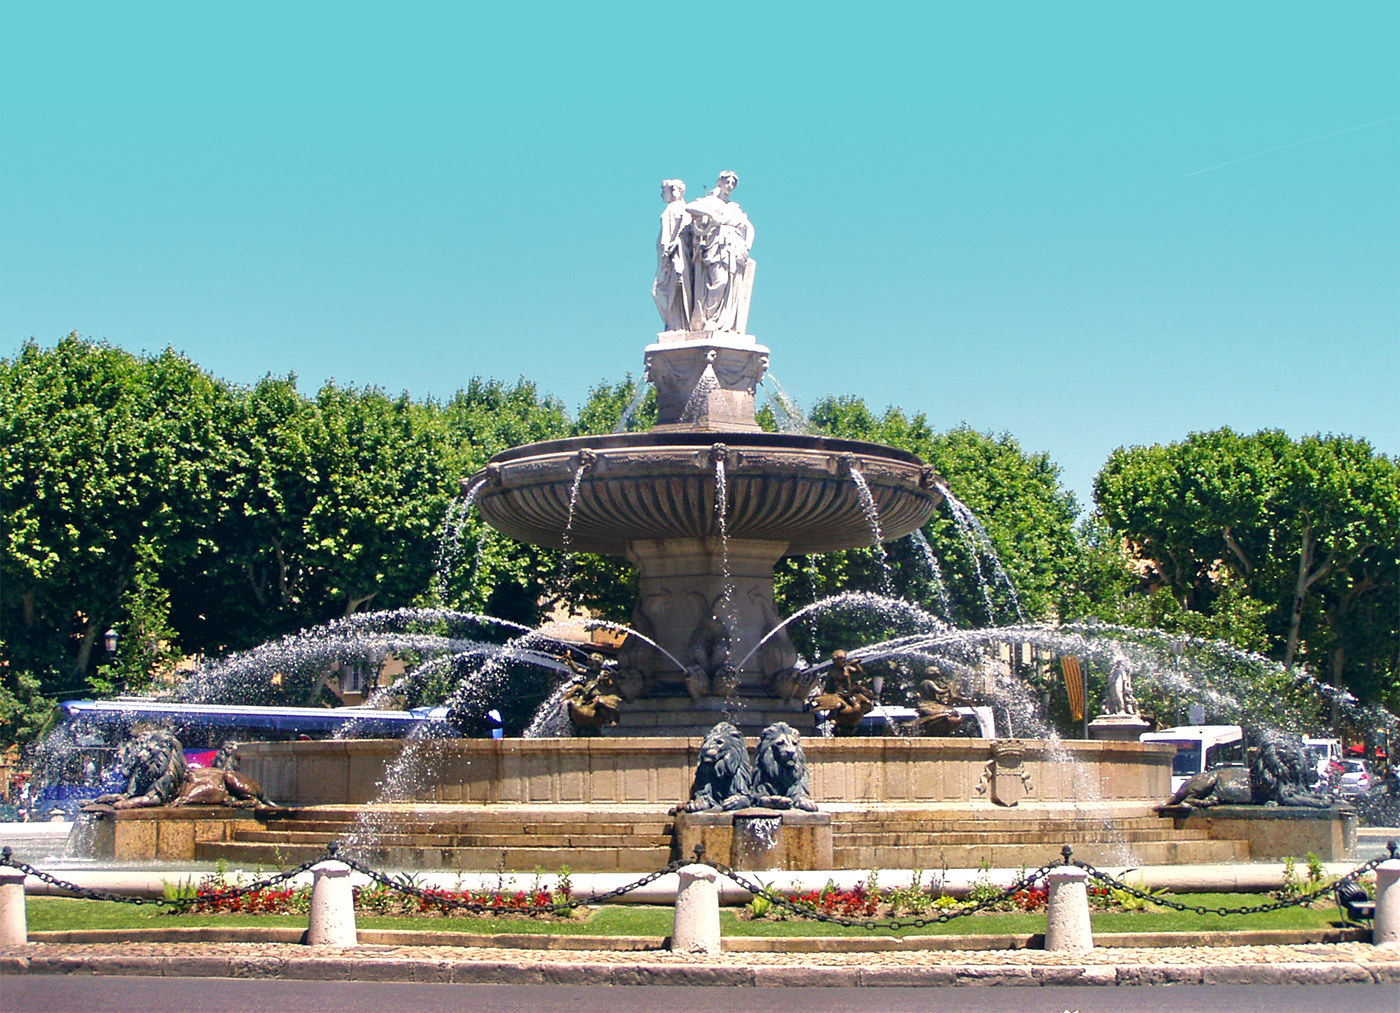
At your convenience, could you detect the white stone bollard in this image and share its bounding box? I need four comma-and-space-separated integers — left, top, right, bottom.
1374, 857, 1400, 947
305, 860, 357, 947
1044, 866, 1094, 952
671, 863, 722, 955
0, 867, 27, 946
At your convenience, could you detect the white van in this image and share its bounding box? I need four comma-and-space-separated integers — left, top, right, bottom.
1303, 737, 1343, 793
1139, 725, 1244, 794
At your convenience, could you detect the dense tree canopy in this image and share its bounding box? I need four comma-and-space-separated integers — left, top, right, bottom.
1, 336, 233, 690
1094, 428, 1399, 710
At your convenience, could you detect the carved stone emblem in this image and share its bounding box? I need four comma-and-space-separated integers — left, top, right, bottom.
977, 739, 1034, 807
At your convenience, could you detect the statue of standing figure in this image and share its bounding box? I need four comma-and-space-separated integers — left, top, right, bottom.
1103, 650, 1138, 716
652, 179, 692, 331
651, 171, 756, 333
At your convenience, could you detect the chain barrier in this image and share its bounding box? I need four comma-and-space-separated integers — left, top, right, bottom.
0, 841, 688, 919
4, 836, 1395, 927
687, 841, 1062, 932
330, 842, 686, 916
1066, 839, 1398, 918
0, 845, 324, 911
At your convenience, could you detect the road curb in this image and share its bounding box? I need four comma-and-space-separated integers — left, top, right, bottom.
2, 945, 1399, 987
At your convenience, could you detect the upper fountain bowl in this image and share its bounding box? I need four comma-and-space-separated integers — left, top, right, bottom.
472, 431, 943, 556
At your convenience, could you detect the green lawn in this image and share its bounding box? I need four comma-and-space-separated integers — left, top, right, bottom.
24, 894, 1349, 938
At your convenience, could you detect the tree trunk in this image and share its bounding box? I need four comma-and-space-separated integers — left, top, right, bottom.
346, 591, 377, 616
73, 621, 99, 679
1221, 525, 1254, 579
1282, 522, 1333, 671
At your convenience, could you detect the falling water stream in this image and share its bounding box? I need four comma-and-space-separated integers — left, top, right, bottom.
910, 528, 955, 621
432, 478, 485, 599
938, 483, 1026, 623
556, 453, 594, 597
846, 463, 892, 595
760, 373, 810, 433
614, 384, 650, 432
679, 363, 720, 425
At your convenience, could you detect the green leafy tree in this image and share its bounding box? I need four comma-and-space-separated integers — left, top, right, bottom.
163, 373, 319, 652
572, 374, 655, 436
1094, 428, 1399, 708
0, 659, 54, 747
1, 336, 233, 702
299, 383, 451, 617
433, 378, 573, 626
90, 540, 184, 697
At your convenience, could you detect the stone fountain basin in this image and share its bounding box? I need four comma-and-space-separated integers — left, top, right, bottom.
472, 431, 943, 556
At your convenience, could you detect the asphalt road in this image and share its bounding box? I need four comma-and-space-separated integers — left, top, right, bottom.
2, 979, 1398, 1013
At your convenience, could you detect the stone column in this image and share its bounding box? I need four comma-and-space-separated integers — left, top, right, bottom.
645, 334, 768, 433
1044, 866, 1093, 952
305, 859, 357, 947
1375, 857, 1400, 946
625, 536, 793, 693
0, 866, 26, 946
671, 863, 722, 955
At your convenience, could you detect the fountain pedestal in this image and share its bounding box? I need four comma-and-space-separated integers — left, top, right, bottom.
471, 235, 941, 734
1087, 714, 1152, 742
621, 536, 796, 704
82, 807, 270, 861
672, 807, 834, 871
1157, 804, 1358, 861
646, 331, 769, 433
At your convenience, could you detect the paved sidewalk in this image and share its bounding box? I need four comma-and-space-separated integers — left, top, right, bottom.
3, 939, 1398, 988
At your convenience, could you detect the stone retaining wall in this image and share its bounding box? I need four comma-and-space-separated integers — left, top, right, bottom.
237, 737, 1174, 808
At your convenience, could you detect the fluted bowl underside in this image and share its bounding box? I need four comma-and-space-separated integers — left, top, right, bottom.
473, 432, 942, 556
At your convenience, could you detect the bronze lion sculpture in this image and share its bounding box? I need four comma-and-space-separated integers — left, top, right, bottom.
86, 730, 274, 811
679, 721, 754, 813
1167, 729, 1331, 809
751, 722, 818, 811
88, 730, 188, 810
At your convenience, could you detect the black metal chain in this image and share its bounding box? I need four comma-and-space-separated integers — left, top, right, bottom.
0, 845, 323, 910
332, 842, 687, 916
1066, 840, 1398, 918
697, 845, 1065, 932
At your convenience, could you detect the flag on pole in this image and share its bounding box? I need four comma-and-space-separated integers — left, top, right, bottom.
1061, 656, 1085, 721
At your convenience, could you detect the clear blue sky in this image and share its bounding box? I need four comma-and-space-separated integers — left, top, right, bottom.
3, 2, 1396, 511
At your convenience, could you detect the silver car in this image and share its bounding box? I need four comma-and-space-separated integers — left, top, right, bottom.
1338, 759, 1372, 797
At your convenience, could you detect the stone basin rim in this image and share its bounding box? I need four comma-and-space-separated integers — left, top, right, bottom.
469, 430, 942, 555
477, 430, 931, 468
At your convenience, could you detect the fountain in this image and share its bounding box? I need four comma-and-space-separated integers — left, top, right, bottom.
80, 172, 1386, 873
471, 369, 942, 734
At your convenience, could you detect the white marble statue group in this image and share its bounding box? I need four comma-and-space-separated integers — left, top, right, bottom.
652, 171, 757, 334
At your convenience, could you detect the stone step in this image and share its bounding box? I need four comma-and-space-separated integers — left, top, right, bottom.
195, 841, 673, 873
827, 820, 1174, 836
274, 806, 672, 821
833, 838, 1250, 870
230, 829, 670, 850
264, 819, 673, 837
827, 812, 1168, 826
832, 828, 1215, 847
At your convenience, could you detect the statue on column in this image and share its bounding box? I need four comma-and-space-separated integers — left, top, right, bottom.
649, 171, 756, 333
